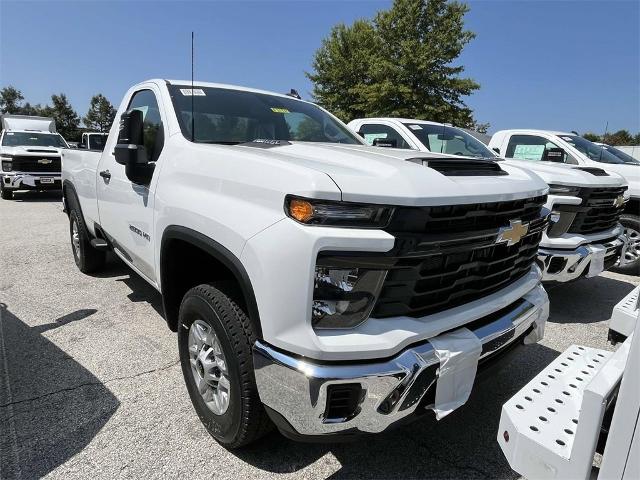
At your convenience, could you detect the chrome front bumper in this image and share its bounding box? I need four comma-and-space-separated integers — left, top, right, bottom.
537, 235, 625, 283
253, 285, 549, 438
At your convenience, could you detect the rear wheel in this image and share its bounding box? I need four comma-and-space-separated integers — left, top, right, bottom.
68, 207, 106, 273
178, 284, 272, 448
614, 213, 640, 275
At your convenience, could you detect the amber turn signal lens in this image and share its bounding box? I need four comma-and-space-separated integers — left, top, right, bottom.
289, 198, 314, 223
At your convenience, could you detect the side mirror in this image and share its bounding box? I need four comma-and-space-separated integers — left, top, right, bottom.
542, 147, 566, 163
373, 137, 397, 148
114, 110, 154, 184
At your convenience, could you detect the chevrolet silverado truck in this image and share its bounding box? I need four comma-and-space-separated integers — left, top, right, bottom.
490, 130, 639, 275
62, 79, 551, 448
0, 114, 68, 199
348, 118, 629, 282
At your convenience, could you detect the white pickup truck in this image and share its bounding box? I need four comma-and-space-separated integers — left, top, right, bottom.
490, 130, 639, 274
348, 118, 629, 282
77, 132, 108, 151
62, 79, 551, 447
0, 115, 68, 199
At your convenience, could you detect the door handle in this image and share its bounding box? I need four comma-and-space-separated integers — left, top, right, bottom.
99, 170, 111, 180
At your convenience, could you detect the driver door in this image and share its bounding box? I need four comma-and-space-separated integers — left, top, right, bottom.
96, 87, 166, 284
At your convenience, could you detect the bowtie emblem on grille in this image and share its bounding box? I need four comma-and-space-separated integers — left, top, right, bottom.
613, 195, 625, 208
38, 159, 53, 164
496, 220, 529, 246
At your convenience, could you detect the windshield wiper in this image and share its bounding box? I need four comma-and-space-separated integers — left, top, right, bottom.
200, 140, 242, 145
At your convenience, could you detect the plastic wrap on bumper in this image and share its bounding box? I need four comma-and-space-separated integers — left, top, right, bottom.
253, 283, 549, 437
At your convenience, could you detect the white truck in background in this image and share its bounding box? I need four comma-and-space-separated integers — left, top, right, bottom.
0, 115, 68, 200
348, 118, 629, 282
78, 132, 108, 151
490, 130, 639, 274
498, 286, 639, 479
62, 79, 551, 448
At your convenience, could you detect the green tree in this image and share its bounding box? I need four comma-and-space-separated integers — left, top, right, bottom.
603, 129, 634, 146
0, 86, 25, 114
307, 0, 484, 128
45, 93, 80, 141
83, 94, 116, 133
582, 132, 601, 142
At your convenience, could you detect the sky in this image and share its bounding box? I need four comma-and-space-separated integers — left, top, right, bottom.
1, 0, 638, 134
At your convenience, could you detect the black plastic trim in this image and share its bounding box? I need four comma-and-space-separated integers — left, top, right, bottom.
160, 225, 262, 337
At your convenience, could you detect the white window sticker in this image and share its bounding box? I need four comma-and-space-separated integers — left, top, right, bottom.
180, 88, 206, 96
6, 132, 14, 135
408, 124, 423, 130
363, 132, 387, 145
513, 144, 545, 161
560, 136, 573, 142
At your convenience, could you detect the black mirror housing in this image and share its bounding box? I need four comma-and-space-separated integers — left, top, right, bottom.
113, 109, 154, 184
373, 137, 397, 148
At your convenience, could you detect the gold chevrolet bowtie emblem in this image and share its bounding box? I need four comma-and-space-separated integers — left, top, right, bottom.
613, 195, 625, 208
38, 159, 53, 164
497, 220, 529, 246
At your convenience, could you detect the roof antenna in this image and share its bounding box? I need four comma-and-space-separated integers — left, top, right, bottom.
598, 120, 608, 162
286, 89, 301, 100
191, 31, 195, 142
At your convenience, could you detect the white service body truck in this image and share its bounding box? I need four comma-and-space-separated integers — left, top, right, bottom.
348, 118, 629, 282
490, 130, 639, 274
0, 115, 68, 199
63, 79, 551, 447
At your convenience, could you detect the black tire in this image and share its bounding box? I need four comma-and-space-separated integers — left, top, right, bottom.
68, 205, 106, 273
178, 284, 272, 448
614, 214, 640, 275
0, 183, 13, 200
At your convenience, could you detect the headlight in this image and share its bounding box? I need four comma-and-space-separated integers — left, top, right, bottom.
548, 184, 580, 196
1, 157, 12, 172
286, 196, 394, 228
312, 265, 387, 329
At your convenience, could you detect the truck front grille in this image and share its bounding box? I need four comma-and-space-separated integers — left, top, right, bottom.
568, 187, 627, 235
10, 155, 61, 173
371, 196, 547, 318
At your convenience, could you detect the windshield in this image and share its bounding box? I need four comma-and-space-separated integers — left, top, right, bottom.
560, 135, 629, 164
168, 85, 362, 145
601, 145, 640, 165
403, 123, 496, 158
1, 132, 67, 148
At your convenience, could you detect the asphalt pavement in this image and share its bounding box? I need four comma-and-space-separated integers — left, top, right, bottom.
1, 190, 638, 480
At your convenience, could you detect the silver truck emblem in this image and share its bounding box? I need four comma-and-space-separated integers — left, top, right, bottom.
613, 195, 625, 208
497, 220, 529, 246
38, 158, 53, 164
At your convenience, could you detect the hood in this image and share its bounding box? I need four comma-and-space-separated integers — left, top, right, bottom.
502, 159, 627, 188
596, 163, 640, 197
235, 142, 548, 206
0, 145, 62, 156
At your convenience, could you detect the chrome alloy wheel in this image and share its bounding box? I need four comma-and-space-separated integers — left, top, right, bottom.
623, 226, 640, 264
71, 218, 81, 261
188, 319, 231, 415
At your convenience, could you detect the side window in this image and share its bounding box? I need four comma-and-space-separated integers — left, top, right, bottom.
127, 89, 164, 162
505, 134, 567, 162
358, 123, 412, 149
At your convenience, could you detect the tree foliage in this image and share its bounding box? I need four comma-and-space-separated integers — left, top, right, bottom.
307, 0, 484, 129
581, 130, 640, 146
0, 86, 25, 114
45, 93, 80, 140
83, 94, 117, 133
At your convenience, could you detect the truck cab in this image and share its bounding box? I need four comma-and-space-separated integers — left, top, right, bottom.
78, 132, 108, 151
348, 118, 630, 282
0, 115, 68, 200
490, 130, 639, 274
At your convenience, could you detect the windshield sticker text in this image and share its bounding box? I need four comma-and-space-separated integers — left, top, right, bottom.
270, 107, 290, 114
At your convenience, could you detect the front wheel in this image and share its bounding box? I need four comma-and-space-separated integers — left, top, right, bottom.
0, 182, 13, 200
178, 284, 272, 448
614, 213, 640, 275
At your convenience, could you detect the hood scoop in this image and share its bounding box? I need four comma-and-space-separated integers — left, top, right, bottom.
407, 157, 507, 176
25, 148, 59, 154
573, 167, 609, 176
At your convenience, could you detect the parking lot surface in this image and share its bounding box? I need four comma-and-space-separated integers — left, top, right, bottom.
1, 191, 638, 480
